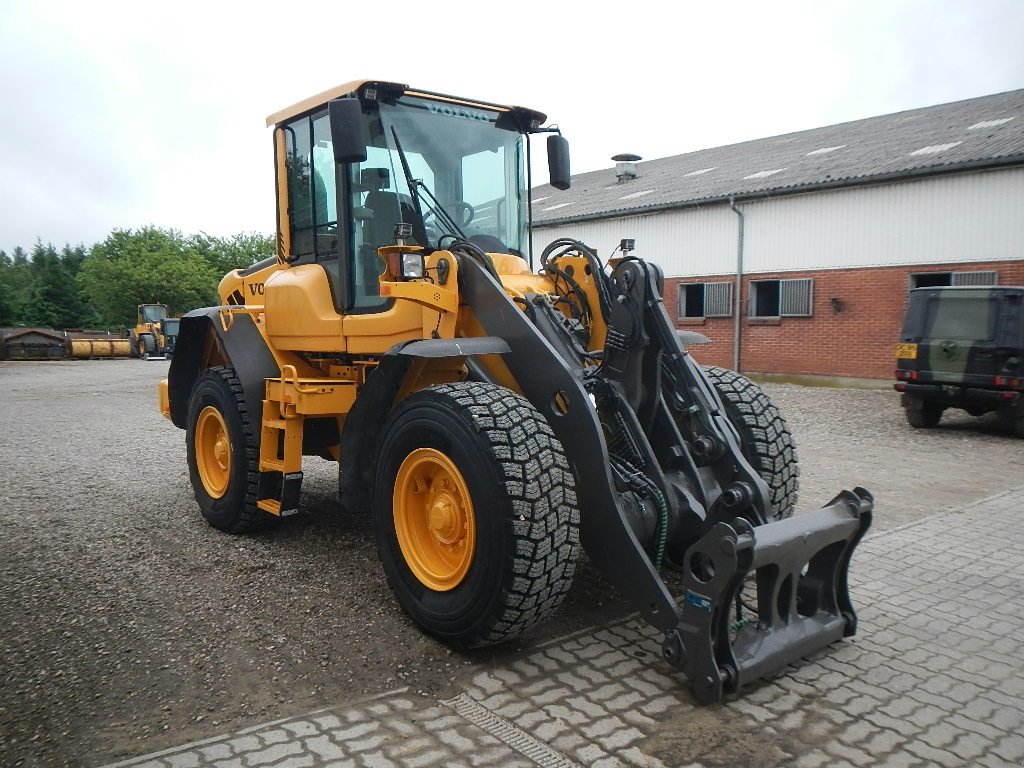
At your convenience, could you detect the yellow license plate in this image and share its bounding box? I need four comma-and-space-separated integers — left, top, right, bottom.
896, 343, 918, 360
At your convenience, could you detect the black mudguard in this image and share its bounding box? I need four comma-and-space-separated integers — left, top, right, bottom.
166, 307, 278, 430
338, 336, 512, 513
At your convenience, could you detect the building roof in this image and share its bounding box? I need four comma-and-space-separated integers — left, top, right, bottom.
532, 89, 1024, 226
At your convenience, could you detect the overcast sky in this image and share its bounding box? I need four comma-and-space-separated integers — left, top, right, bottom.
1, 0, 1022, 255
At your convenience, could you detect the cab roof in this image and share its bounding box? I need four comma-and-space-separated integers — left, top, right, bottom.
265, 79, 547, 131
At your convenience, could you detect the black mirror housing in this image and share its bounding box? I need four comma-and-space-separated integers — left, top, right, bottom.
547, 134, 571, 191
329, 99, 368, 164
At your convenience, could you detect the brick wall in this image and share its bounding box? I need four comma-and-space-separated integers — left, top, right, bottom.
668, 261, 1024, 379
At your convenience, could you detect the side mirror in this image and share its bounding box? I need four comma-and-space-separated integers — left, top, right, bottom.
547, 134, 571, 191
329, 98, 368, 164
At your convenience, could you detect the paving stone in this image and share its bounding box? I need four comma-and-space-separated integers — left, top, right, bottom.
903, 739, 961, 765
166, 754, 201, 768
402, 748, 451, 768
581, 715, 625, 739
566, 694, 610, 719
259, 728, 290, 745
346, 733, 389, 753
273, 756, 315, 768
575, 743, 610, 764
331, 722, 380, 742
596, 725, 644, 751
991, 733, 1024, 762
860, 728, 906, 754
947, 732, 991, 762
835, 718, 880, 745
225, 735, 262, 754
280, 720, 320, 738
305, 734, 347, 761
793, 749, 832, 768
617, 746, 669, 767
244, 741, 304, 766
543, 703, 590, 726
199, 743, 234, 761
822, 742, 875, 768
312, 714, 343, 730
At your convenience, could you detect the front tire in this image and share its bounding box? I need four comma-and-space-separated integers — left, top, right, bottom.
138, 334, 157, 359
185, 366, 269, 533
373, 382, 580, 649
702, 366, 800, 520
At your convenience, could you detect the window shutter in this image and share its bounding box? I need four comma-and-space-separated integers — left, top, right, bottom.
780, 278, 813, 316
952, 271, 998, 286
705, 282, 733, 317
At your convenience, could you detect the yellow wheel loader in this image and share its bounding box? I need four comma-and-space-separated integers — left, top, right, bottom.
131, 303, 178, 359
158, 81, 872, 702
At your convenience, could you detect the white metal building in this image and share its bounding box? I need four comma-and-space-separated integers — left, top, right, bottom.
529, 89, 1024, 379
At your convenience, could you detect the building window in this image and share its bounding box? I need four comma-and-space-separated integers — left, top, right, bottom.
677, 282, 733, 318
749, 278, 813, 317
909, 270, 998, 288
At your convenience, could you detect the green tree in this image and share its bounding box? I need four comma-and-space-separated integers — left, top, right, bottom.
1, 247, 33, 324
0, 251, 15, 326
79, 227, 220, 327
190, 231, 275, 278
18, 242, 96, 328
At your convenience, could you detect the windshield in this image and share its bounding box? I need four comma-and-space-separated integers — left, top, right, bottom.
352, 94, 529, 259
140, 305, 166, 323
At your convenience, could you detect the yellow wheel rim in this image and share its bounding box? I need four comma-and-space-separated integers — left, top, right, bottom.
394, 448, 476, 591
195, 406, 231, 499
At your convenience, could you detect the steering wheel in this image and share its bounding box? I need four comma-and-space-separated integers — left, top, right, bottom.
450, 201, 475, 227
424, 201, 475, 228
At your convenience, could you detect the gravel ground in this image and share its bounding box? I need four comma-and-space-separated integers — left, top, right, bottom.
1, 359, 1022, 767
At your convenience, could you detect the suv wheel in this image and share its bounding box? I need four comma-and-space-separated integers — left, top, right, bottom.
904, 395, 944, 428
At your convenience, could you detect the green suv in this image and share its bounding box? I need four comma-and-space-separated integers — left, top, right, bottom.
895, 286, 1024, 436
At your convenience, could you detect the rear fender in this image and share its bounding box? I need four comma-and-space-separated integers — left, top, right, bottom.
167, 308, 278, 429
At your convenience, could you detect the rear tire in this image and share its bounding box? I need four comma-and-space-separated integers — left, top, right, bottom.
999, 402, 1024, 438
373, 382, 580, 648
185, 366, 271, 533
702, 366, 799, 520
904, 395, 944, 428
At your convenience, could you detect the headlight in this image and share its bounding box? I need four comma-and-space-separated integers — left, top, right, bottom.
401, 252, 424, 280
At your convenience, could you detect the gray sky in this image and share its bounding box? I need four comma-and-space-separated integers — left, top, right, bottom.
1, 0, 1022, 255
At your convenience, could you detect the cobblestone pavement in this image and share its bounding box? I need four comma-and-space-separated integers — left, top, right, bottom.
103, 486, 1024, 768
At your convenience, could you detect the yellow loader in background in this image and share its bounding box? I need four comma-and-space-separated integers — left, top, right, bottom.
158, 81, 872, 702
130, 303, 178, 359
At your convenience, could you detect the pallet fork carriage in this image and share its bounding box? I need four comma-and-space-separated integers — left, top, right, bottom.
159, 80, 872, 701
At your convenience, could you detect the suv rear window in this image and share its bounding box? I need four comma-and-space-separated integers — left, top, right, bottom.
924, 295, 994, 340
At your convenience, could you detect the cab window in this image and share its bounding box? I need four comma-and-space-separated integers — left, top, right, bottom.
283, 112, 338, 260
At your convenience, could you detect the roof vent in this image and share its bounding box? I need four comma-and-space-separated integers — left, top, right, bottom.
612, 153, 642, 182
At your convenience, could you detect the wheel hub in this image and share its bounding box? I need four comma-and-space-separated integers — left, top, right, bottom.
195, 406, 231, 499
394, 448, 475, 591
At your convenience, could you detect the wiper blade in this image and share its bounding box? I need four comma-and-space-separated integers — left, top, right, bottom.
416, 183, 467, 240
389, 126, 466, 242
389, 126, 426, 238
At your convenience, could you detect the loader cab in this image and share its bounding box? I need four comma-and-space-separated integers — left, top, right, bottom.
139, 304, 167, 324
268, 80, 566, 315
